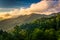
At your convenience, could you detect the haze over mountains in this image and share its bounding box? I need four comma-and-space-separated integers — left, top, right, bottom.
0, 13, 46, 31
0, 12, 60, 31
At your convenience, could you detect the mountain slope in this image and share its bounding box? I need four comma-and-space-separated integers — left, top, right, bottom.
0, 13, 46, 31
0, 12, 60, 31
0, 12, 60, 40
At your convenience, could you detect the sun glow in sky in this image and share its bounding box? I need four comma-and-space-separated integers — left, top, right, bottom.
0, 0, 60, 19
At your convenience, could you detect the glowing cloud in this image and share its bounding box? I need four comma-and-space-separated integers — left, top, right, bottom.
0, 0, 60, 19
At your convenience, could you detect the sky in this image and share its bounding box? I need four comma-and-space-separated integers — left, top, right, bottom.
0, 0, 41, 12
0, 0, 58, 8
0, 0, 41, 8
0, 0, 60, 19
0, 0, 58, 12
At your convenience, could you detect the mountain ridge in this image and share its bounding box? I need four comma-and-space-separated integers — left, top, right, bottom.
0, 12, 60, 31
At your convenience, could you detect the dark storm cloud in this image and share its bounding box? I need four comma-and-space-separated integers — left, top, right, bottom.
0, 0, 41, 8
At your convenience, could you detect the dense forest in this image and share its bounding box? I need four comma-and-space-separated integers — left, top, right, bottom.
0, 12, 60, 40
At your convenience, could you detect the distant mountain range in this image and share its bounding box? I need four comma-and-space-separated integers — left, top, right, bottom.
0, 12, 60, 31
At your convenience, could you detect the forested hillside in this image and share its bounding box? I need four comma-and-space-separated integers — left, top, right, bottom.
0, 12, 60, 40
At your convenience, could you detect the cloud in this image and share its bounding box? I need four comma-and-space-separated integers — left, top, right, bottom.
0, 0, 60, 19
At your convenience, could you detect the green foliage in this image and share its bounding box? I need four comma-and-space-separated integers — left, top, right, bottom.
0, 13, 60, 40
